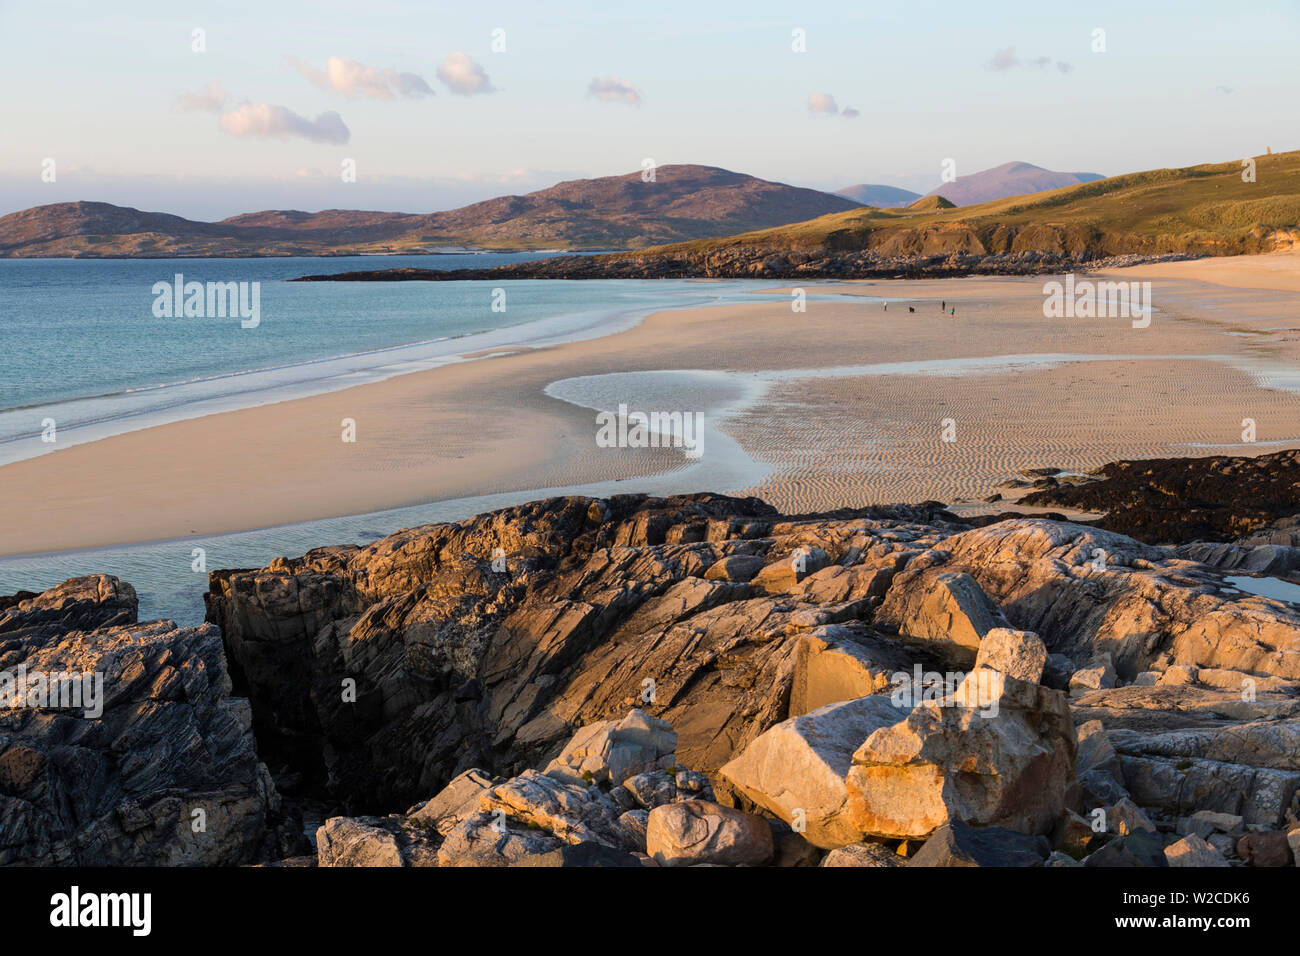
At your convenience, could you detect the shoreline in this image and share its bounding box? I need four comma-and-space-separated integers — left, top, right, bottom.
2, 253, 1300, 560
0, 277, 819, 466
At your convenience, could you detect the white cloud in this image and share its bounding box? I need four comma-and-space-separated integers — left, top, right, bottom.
841, 107, 860, 119
808, 93, 839, 115
178, 82, 228, 112
587, 76, 642, 107
288, 56, 433, 99
436, 52, 497, 96
219, 104, 351, 144
987, 47, 1073, 74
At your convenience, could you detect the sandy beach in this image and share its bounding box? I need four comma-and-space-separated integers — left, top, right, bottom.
3, 252, 1300, 557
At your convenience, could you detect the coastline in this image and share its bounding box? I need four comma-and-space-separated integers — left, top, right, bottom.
2, 253, 1300, 562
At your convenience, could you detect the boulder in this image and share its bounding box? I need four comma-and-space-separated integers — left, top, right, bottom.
316, 815, 438, 867
974, 627, 1047, 683
844, 670, 1077, 839
1236, 830, 1293, 867
907, 820, 1050, 867
1070, 654, 1117, 697
1106, 797, 1157, 836
408, 768, 501, 836
646, 800, 774, 867
877, 570, 1006, 655
821, 841, 904, 867
1082, 830, 1168, 867
1052, 809, 1099, 858
543, 709, 676, 787
720, 695, 907, 848
790, 627, 914, 716
436, 811, 566, 867
1164, 834, 1230, 867
1177, 810, 1243, 840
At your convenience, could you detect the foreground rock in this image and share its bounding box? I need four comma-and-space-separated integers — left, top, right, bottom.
647, 800, 773, 867
199, 490, 1300, 867
719, 695, 906, 848
845, 670, 1077, 839
0, 576, 290, 865
204, 494, 959, 811
907, 820, 1050, 867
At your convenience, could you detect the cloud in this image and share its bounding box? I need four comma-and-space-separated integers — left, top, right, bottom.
219, 103, 350, 144
988, 47, 1073, 74
587, 76, 642, 107
178, 82, 228, 112
436, 52, 497, 96
987, 47, 1020, 71
808, 93, 839, 115
288, 56, 432, 99
841, 107, 860, 119
1216, 85, 1234, 95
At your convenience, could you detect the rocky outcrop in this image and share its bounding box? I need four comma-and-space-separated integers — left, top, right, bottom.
196, 492, 1300, 867
15, 476, 1300, 868
203, 494, 960, 812
1021, 450, 1300, 546
891, 518, 1300, 683
0, 576, 290, 865
297, 250, 1203, 283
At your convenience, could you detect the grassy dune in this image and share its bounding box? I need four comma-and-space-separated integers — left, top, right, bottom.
620, 151, 1300, 261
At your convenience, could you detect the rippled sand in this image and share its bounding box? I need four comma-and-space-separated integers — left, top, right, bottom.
3, 252, 1299, 555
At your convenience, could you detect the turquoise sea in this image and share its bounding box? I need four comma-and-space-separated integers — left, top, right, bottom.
0, 256, 855, 621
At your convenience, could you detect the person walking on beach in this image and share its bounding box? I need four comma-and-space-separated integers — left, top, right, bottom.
942, 300, 946, 311
883, 301, 887, 311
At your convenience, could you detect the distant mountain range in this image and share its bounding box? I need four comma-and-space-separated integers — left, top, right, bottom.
0, 166, 861, 258
833, 184, 921, 208
333, 151, 1298, 281
920, 161, 1104, 206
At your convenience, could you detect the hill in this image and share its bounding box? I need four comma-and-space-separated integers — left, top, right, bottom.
0, 165, 860, 257
612, 150, 1300, 265
905, 195, 957, 211
920, 161, 1104, 206
833, 184, 921, 207
296, 151, 1300, 281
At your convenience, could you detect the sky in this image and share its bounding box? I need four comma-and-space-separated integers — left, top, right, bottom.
1, 0, 1297, 219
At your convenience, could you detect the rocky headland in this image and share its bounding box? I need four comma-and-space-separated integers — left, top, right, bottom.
292, 249, 1199, 282
4, 477, 1300, 867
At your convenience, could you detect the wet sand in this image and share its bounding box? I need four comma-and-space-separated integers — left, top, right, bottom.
3, 252, 1299, 556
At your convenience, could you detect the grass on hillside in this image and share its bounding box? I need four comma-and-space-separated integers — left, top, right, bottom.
620, 151, 1300, 260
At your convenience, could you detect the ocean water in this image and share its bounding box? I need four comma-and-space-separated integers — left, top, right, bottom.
0, 255, 826, 463
0, 256, 866, 619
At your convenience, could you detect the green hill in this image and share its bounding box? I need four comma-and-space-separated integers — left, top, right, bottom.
613, 151, 1300, 262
